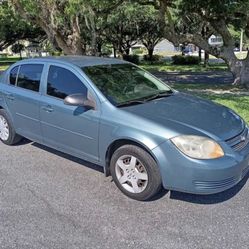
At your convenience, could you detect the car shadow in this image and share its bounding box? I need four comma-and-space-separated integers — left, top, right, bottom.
32, 142, 104, 174
169, 172, 249, 204
13, 138, 32, 146
14, 140, 249, 203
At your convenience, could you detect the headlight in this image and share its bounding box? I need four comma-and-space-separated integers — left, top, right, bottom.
171, 135, 224, 159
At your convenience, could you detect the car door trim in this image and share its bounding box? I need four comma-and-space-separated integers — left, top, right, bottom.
40, 120, 94, 140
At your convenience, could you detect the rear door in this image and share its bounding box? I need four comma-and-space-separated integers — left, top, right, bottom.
40, 64, 101, 162
4, 63, 44, 142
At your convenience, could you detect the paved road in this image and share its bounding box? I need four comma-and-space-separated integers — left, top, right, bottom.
0, 140, 248, 249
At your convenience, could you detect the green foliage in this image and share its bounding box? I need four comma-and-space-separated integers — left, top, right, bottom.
11, 43, 25, 54
172, 55, 200, 65
123, 54, 140, 65
0, 1, 44, 50
143, 54, 162, 62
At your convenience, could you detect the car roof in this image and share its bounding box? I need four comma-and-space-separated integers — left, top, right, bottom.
17, 56, 128, 68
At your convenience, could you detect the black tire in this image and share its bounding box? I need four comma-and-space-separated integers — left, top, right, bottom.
110, 144, 162, 201
0, 109, 22, 145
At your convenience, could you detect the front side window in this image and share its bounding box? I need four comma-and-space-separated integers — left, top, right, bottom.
83, 64, 172, 106
17, 64, 44, 92
9, 66, 19, 85
47, 66, 87, 99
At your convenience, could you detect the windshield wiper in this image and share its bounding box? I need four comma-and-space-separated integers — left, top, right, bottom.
142, 90, 173, 102
116, 90, 173, 107
116, 100, 145, 107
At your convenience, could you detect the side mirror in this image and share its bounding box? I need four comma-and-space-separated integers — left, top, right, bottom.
64, 93, 96, 109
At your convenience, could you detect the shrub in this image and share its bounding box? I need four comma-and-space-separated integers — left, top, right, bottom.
51, 51, 63, 56
172, 55, 200, 65
123, 54, 140, 64
143, 54, 162, 62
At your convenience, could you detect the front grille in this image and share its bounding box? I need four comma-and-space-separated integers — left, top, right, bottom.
226, 127, 249, 151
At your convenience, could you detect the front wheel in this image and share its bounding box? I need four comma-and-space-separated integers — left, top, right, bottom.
110, 145, 162, 201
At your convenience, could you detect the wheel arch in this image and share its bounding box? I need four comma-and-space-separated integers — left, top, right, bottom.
104, 138, 158, 177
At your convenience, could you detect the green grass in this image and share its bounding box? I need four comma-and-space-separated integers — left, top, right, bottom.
0, 56, 21, 62
0, 65, 8, 71
173, 83, 249, 123
0, 58, 20, 71
141, 63, 228, 72
0, 57, 21, 71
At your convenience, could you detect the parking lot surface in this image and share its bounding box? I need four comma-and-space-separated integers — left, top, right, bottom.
0, 140, 248, 249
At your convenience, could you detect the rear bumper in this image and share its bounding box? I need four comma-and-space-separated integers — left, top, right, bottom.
152, 140, 249, 194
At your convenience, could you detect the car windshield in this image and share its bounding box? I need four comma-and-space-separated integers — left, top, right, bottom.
82, 64, 172, 106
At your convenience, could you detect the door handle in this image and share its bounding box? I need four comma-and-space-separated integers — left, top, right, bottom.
41, 105, 54, 113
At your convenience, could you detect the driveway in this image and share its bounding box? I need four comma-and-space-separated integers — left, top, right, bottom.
0, 140, 248, 249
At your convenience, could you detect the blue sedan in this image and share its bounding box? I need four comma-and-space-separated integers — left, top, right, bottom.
0, 56, 249, 200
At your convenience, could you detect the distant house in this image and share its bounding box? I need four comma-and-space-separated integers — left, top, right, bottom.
208, 35, 223, 47
154, 39, 178, 53
0, 41, 49, 58
131, 39, 179, 55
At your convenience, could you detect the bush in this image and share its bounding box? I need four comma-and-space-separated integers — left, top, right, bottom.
51, 51, 63, 56
123, 54, 140, 64
143, 54, 162, 62
172, 55, 200, 65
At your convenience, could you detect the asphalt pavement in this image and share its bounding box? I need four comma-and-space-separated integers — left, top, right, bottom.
153, 71, 234, 85
0, 139, 249, 249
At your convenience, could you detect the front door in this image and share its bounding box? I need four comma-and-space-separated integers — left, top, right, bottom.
40, 65, 100, 162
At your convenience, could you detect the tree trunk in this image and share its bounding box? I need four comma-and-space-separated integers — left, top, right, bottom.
228, 58, 249, 87
97, 43, 102, 56
113, 45, 117, 58
54, 32, 84, 55
198, 48, 202, 62
90, 30, 97, 56
148, 47, 154, 61
204, 51, 209, 67
124, 47, 130, 55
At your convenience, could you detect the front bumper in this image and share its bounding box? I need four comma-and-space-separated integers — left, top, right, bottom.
152, 139, 249, 194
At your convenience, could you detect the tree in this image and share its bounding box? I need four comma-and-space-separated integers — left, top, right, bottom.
9, 0, 124, 55
0, 0, 44, 51
105, 2, 160, 57
138, 7, 163, 60
137, 0, 249, 86
105, 2, 142, 56
11, 43, 24, 59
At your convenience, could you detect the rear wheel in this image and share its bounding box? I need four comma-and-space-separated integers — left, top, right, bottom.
0, 109, 22, 145
110, 145, 162, 201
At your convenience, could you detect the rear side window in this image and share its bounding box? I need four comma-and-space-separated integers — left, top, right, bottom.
9, 66, 19, 85
47, 66, 87, 99
17, 64, 44, 92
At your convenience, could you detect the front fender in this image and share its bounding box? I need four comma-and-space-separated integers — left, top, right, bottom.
0, 91, 8, 111
98, 124, 166, 167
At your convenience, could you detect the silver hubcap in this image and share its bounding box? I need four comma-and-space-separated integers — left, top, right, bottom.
115, 155, 148, 194
0, 115, 9, 141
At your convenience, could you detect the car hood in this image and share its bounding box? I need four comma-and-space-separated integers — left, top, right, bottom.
121, 92, 244, 141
